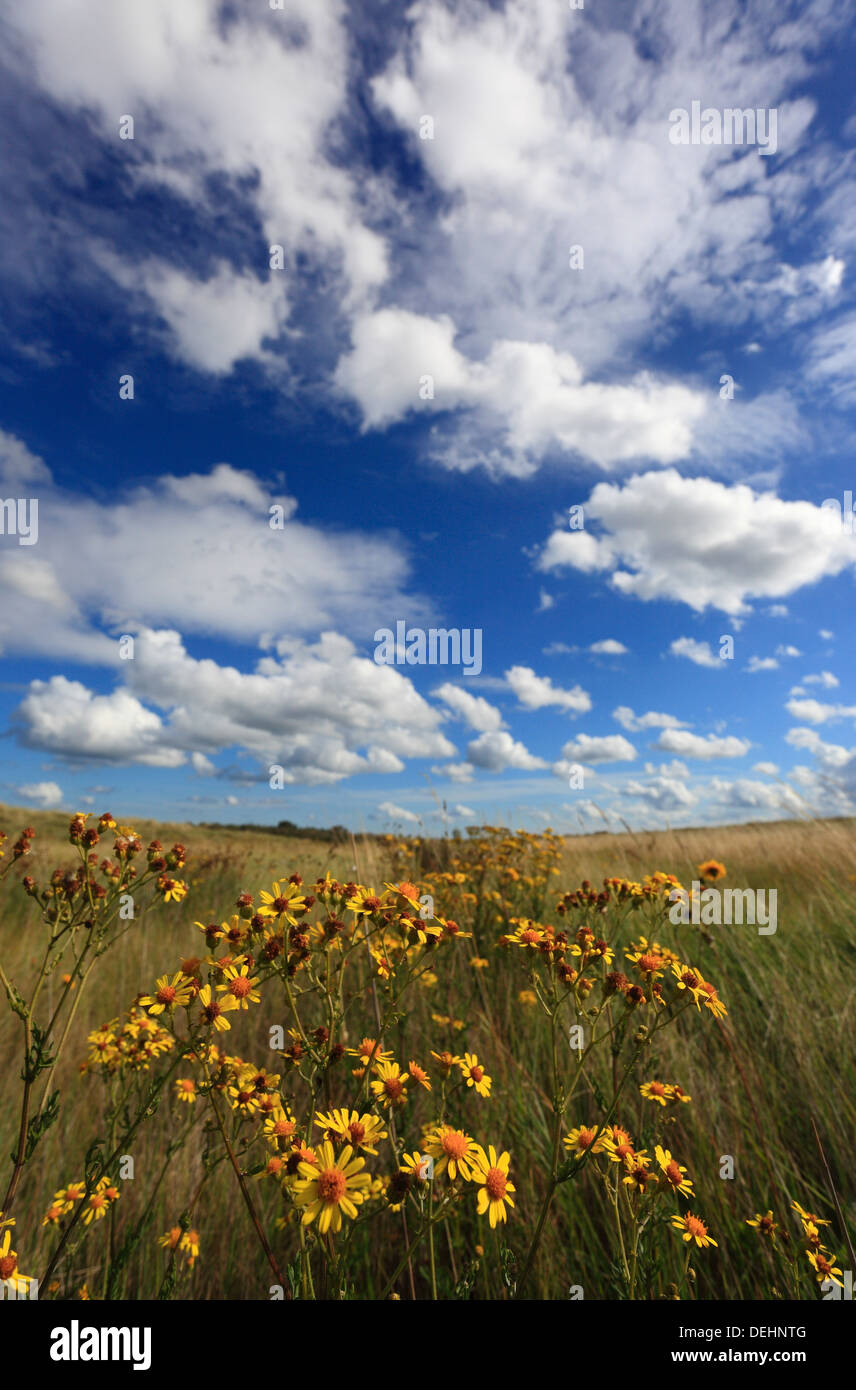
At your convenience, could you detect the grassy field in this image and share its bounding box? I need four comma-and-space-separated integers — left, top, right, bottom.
1, 804, 853, 1301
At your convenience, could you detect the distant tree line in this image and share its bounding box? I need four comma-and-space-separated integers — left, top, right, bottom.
195, 818, 357, 843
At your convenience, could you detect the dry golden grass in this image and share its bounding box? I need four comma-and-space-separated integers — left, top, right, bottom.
1, 804, 853, 1300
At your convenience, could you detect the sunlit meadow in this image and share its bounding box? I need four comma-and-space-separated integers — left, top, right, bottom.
0, 806, 853, 1301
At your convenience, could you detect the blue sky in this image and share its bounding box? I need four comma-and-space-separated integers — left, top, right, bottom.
2, 0, 856, 835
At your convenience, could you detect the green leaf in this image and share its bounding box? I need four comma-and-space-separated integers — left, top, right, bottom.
24, 1090, 60, 1160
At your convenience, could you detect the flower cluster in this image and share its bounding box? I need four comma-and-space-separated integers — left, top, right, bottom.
746, 1199, 846, 1289
42, 1178, 120, 1229
82, 1009, 175, 1074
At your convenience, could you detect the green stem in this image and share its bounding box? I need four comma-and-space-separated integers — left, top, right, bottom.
428, 1178, 438, 1299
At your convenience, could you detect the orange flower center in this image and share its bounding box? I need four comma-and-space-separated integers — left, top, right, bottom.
685, 1214, 707, 1238
485, 1167, 507, 1200
638, 954, 660, 974
441, 1130, 468, 1159
273, 1119, 295, 1137
347, 1122, 366, 1144
231, 976, 252, 998
317, 1167, 347, 1204
649, 1082, 666, 1096
666, 1161, 683, 1185
0, 1254, 17, 1279
469, 1066, 484, 1082
578, 1127, 596, 1149
156, 985, 177, 1004
384, 1077, 404, 1100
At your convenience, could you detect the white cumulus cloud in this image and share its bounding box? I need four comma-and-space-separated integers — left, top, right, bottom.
466, 730, 546, 773
653, 729, 751, 760
17, 780, 64, 808
505, 665, 591, 714
433, 682, 505, 733
538, 471, 856, 615
555, 734, 637, 766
